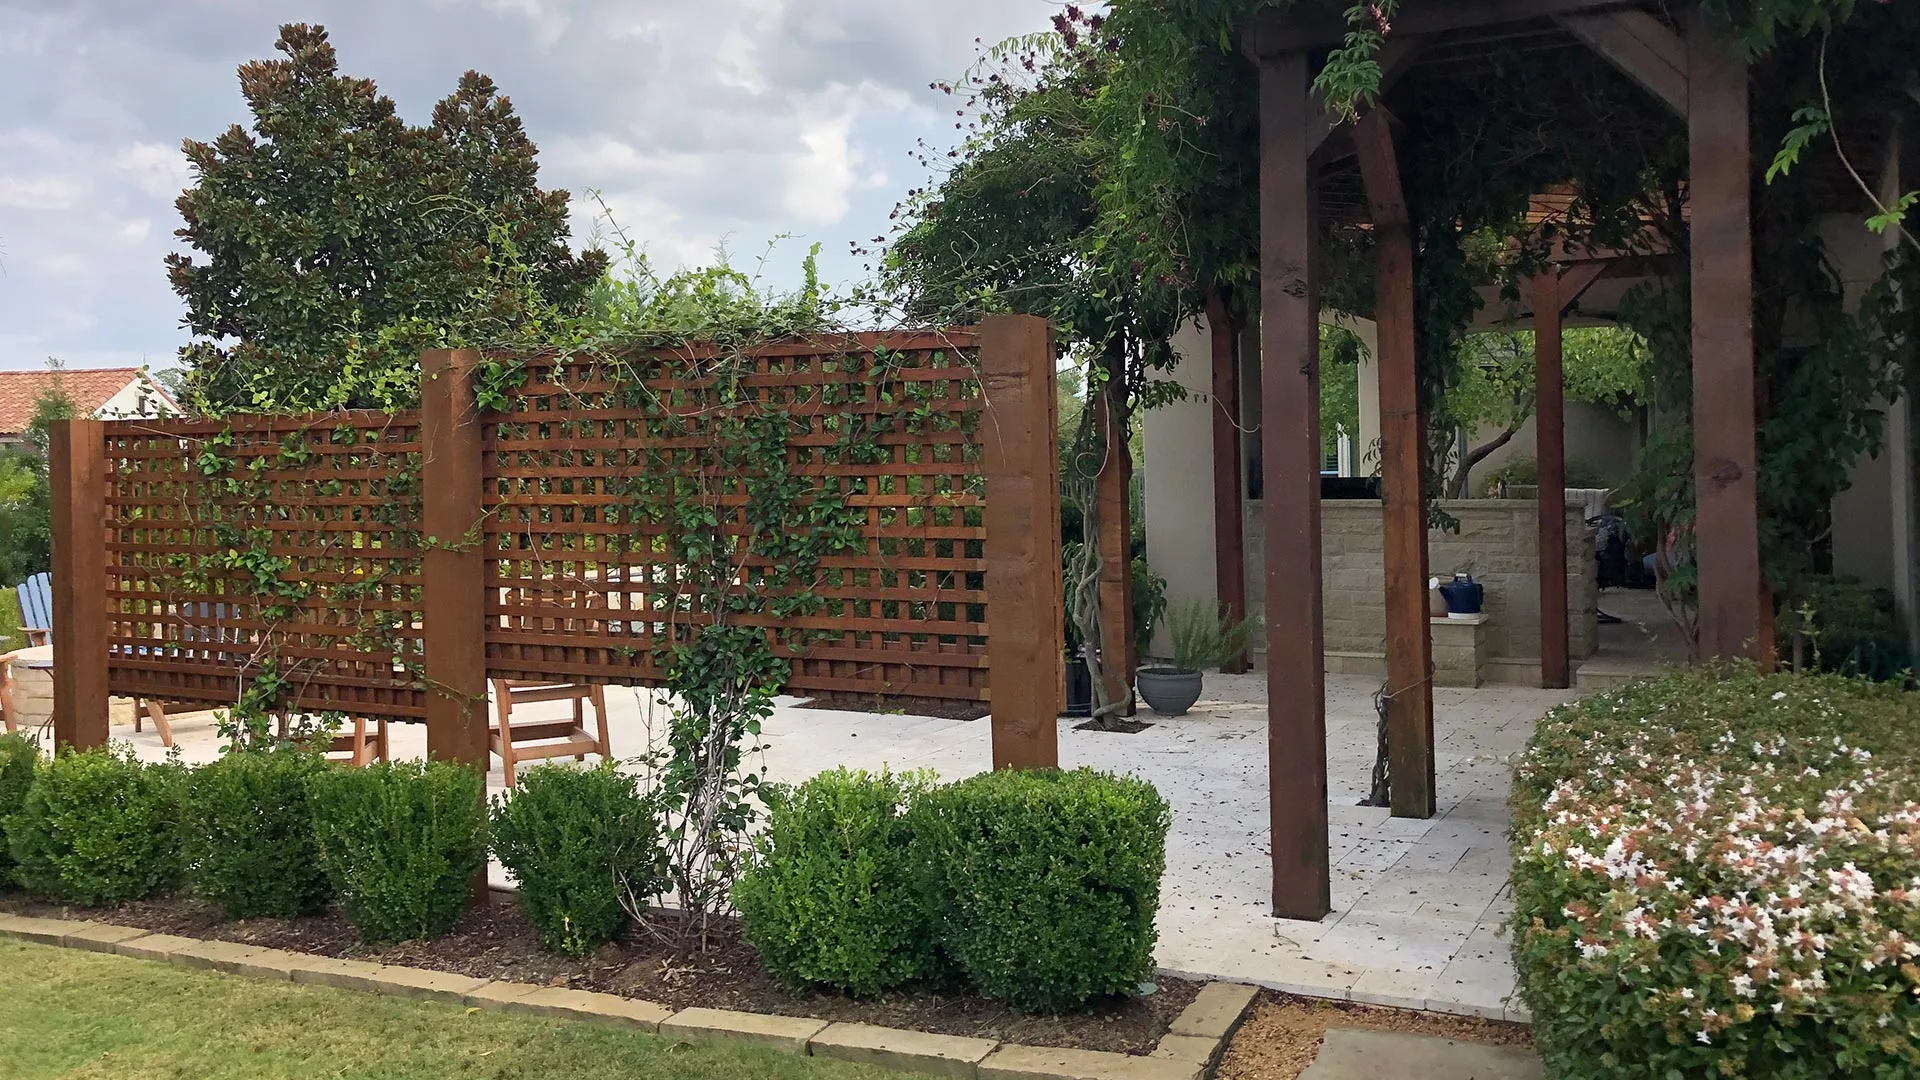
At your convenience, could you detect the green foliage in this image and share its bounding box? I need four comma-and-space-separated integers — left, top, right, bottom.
1320, 326, 1365, 462
1510, 668, 1920, 1079
1778, 575, 1911, 680
1163, 599, 1255, 673
168, 24, 605, 413
489, 763, 663, 956
1480, 457, 1613, 495
1131, 558, 1169, 658
915, 768, 1169, 1014
180, 750, 333, 919
0, 732, 38, 885
308, 760, 487, 943
734, 769, 944, 997
5, 747, 185, 904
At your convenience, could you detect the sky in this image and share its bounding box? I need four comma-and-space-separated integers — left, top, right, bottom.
0, 0, 1061, 372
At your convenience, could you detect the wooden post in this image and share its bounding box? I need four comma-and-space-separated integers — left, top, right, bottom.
1208, 290, 1251, 674
49, 419, 109, 752
420, 350, 490, 770
1688, 9, 1764, 662
1258, 50, 1331, 920
1355, 109, 1436, 820
1093, 354, 1137, 714
982, 314, 1064, 770
1533, 271, 1571, 689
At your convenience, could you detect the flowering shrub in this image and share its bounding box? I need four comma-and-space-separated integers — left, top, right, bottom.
1510, 669, 1919, 1079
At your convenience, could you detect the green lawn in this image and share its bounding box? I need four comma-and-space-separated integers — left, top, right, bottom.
0, 941, 902, 1080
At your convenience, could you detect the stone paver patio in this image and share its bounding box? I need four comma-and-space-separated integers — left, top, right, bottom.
109, 670, 1571, 1021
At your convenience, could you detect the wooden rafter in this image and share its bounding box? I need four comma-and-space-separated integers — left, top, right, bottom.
1247, 0, 1634, 55
1556, 10, 1687, 117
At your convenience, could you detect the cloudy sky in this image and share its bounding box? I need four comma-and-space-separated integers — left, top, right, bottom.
0, 0, 1059, 372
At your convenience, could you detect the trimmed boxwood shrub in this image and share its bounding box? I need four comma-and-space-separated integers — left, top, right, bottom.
309, 759, 486, 943
1511, 668, 1920, 1079
734, 768, 942, 996
490, 763, 662, 956
182, 749, 333, 919
915, 767, 1170, 1013
0, 732, 39, 886
4, 745, 185, 904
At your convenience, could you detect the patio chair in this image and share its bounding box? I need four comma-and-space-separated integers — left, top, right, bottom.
15, 573, 50, 648
490, 679, 611, 787
276, 713, 390, 766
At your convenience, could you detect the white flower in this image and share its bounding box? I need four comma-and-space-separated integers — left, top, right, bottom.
1771, 691, 1787, 701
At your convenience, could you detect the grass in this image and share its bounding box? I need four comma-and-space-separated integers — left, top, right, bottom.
0, 940, 904, 1080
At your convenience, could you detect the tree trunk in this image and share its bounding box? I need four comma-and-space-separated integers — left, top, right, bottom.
1448, 420, 1524, 499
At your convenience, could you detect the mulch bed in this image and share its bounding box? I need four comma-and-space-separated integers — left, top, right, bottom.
0, 891, 1197, 1056
1216, 990, 1532, 1080
792, 692, 991, 722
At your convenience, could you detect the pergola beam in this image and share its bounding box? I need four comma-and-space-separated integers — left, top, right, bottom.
1308, 36, 1427, 165
1531, 272, 1571, 689
1248, 0, 1633, 54
1258, 50, 1333, 920
1207, 291, 1251, 674
1354, 107, 1437, 821
1557, 10, 1688, 117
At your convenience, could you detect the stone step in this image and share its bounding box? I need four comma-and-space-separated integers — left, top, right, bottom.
1300, 1029, 1541, 1080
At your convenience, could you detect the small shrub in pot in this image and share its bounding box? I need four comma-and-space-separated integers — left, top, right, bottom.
915, 767, 1170, 1013
5, 745, 185, 904
182, 748, 333, 919
734, 768, 943, 996
1136, 601, 1256, 716
491, 762, 663, 956
308, 759, 486, 943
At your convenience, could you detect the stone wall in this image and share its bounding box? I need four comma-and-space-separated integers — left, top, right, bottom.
1243, 499, 1598, 665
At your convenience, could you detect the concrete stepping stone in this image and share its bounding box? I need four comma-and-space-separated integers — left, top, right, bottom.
1301, 1029, 1541, 1080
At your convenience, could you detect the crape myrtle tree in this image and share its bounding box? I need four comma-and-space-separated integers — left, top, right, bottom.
168, 23, 606, 414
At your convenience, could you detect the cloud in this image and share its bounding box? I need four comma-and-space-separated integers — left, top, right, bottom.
0, 0, 1058, 370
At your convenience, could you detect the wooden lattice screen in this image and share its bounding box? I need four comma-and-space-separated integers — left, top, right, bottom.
481, 331, 991, 701
51, 318, 1062, 766
101, 413, 428, 719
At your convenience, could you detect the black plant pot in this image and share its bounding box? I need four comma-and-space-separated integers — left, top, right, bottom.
1064, 653, 1093, 717
1136, 667, 1203, 716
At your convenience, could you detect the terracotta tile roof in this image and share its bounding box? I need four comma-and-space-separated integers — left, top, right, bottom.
0, 368, 177, 437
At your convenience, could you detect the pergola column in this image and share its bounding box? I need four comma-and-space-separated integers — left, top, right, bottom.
1355, 109, 1436, 821
1256, 48, 1331, 920
1207, 291, 1251, 674
1532, 271, 1571, 689
1687, 8, 1765, 662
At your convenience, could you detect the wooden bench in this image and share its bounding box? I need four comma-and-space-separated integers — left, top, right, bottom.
490, 679, 611, 786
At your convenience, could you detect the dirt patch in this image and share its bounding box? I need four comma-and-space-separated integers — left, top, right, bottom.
1073, 718, 1155, 734
1216, 991, 1532, 1080
792, 691, 990, 722
0, 891, 1196, 1056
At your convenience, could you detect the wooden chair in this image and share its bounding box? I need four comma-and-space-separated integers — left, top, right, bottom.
0, 650, 17, 733
15, 573, 49, 648
276, 713, 389, 766
132, 698, 206, 748
490, 679, 611, 786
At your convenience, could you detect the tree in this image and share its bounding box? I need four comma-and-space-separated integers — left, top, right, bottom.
167, 24, 606, 413
0, 363, 76, 585
1441, 327, 1646, 498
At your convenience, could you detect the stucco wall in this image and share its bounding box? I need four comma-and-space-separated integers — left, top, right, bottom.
1242, 499, 1598, 663
1143, 318, 1222, 657
1468, 402, 1639, 493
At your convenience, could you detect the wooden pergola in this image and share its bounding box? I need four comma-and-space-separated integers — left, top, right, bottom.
1242, 0, 1769, 920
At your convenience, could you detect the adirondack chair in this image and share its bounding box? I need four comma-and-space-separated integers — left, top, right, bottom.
491, 679, 611, 787
16, 573, 50, 647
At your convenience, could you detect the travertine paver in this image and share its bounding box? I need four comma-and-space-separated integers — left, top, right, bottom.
661, 1007, 827, 1053
287, 956, 391, 993
1300, 1029, 1542, 1080
1166, 982, 1259, 1040
112, 932, 200, 963
0, 915, 68, 945
498, 985, 672, 1031
978, 1045, 1203, 1080
126, 669, 1579, 1018
810, 1022, 998, 1079
59, 922, 151, 953
365, 965, 491, 1004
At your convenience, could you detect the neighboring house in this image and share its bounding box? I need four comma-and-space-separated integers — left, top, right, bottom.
0, 368, 180, 447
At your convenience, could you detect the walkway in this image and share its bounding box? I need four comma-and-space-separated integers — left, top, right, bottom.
116, 672, 1571, 1021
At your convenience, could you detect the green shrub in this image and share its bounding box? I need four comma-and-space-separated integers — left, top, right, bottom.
308, 760, 486, 943
734, 768, 942, 996
4, 745, 185, 904
915, 768, 1169, 1013
0, 732, 39, 885
490, 763, 661, 956
1510, 668, 1920, 1079
182, 750, 333, 919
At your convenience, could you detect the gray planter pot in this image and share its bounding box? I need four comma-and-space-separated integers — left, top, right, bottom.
1136, 667, 1203, 716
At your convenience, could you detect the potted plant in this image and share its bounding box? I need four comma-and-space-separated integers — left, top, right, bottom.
1136, 601, 1257, 716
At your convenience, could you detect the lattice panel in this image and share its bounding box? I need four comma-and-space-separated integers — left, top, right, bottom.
103, 414, 428, 719
481, 331, 991, 701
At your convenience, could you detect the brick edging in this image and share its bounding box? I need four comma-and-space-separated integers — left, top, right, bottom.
0, 912, 1258, 1080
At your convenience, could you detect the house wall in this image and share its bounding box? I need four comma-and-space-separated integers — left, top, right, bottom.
92, 376, 176, 420
1242, 499, 1598, 674
1143, 318, 1221, 658
1467, 402, 1639, 494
